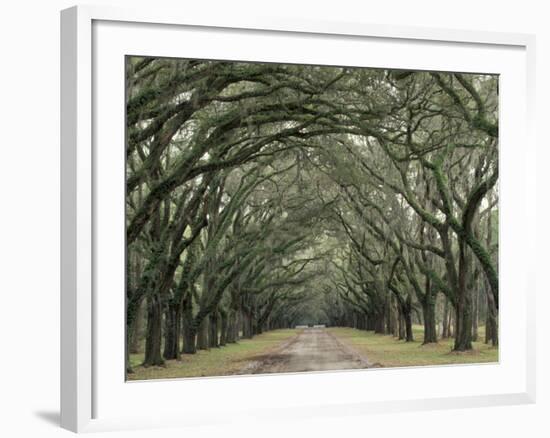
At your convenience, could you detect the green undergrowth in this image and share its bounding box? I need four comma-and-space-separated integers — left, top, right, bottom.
128, 329, 298, 381
328, 325, 498, 368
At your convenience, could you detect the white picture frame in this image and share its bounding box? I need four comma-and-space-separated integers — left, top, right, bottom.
60, 4, 536, 433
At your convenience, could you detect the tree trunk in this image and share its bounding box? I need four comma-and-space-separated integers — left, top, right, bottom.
442, 297, 450, 338
126, 291, 145, 373
127, 226, 144, 361
241, 312, 248, 338
225, 309, 238, 343
163, 302, 181, 360
404, 311, 414, 342
251, 318, 259, 336
484, 202, 498, 347
182, 322, 196, 354
126, 340, 133, 375
454, 297, 473, 350
241, 311, 253, 339
366, 314, 375, 331
422, 299, 437, 344
472, 287, 479, 342
450, 311, 455, 338
485, 309, 493, 344
485, 289, 499, 346
129, 300, 144, 354
235, 309, 242, 340
143, 294, 164, 367
398, 312, 405, 340
208, 310, 219, 348
392, 300, 399, 337
374, 311, 386, 334
385, 292, 394, 334
219, 308, 228, 346
181, 293, 196, 354
454, 242, 473, 351
196, 319, 209, 350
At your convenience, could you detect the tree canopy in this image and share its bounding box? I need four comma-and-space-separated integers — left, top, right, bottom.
125, 56, 498, 372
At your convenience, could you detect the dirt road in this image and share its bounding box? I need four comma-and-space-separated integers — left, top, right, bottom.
243, 328, 368, 374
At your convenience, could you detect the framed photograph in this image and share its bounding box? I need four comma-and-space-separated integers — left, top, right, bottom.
61, 5, 536, 433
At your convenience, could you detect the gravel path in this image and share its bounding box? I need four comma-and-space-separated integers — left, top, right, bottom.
245, 328, 369, 374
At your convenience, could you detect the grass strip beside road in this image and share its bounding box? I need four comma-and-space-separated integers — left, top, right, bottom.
128, 329, 298, 381
328, 326, 498, 368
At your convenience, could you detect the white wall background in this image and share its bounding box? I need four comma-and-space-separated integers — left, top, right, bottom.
0, 1, 547, 437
